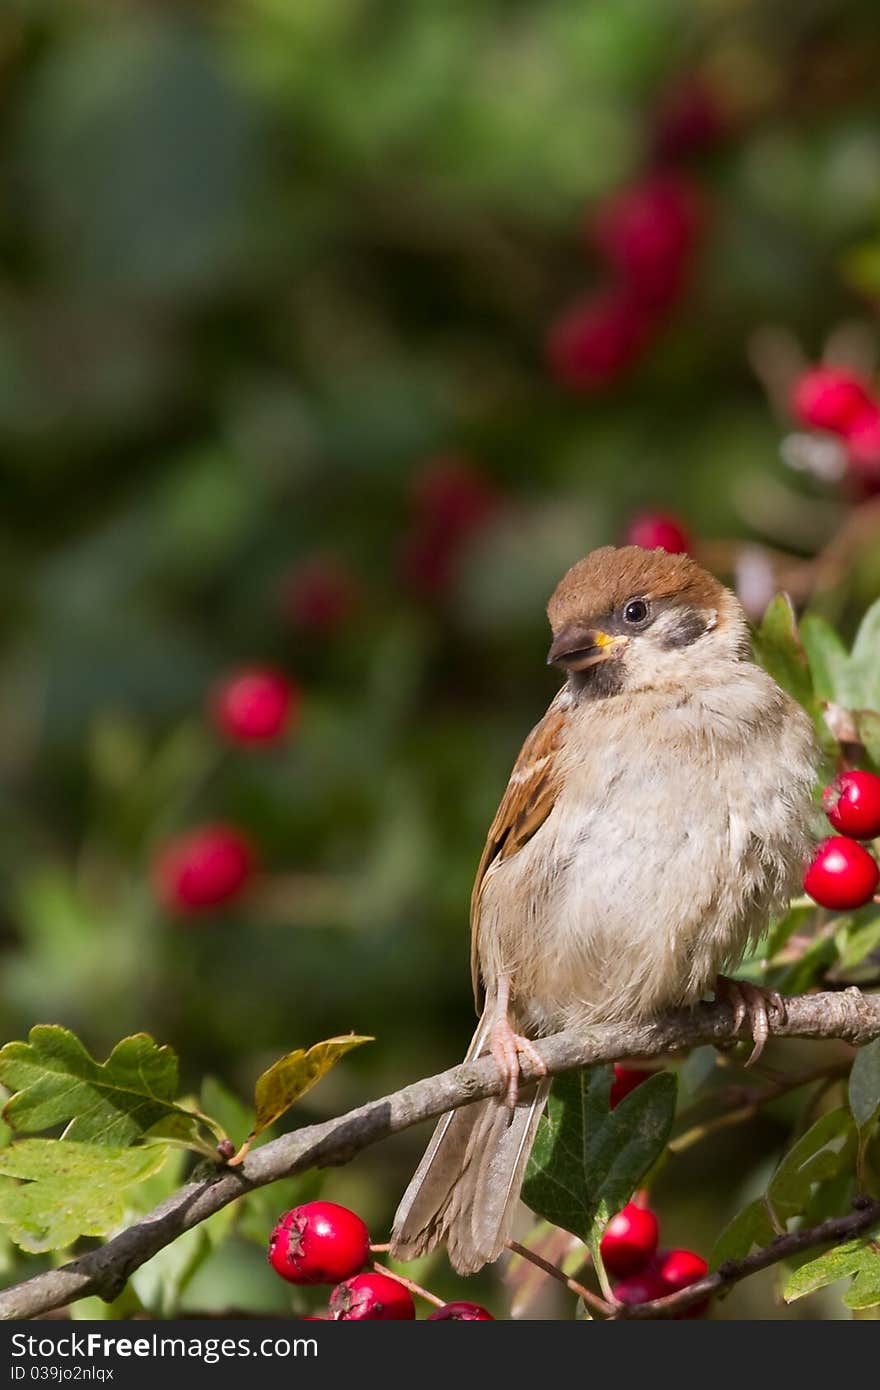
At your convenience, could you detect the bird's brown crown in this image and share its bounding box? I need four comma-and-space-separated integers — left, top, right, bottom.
547, 545, 726, 631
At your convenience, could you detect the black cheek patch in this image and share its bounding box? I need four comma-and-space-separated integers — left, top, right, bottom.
571, 660, 626, 701
659, 609, 709, 649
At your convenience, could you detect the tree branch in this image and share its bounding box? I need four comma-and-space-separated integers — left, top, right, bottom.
0, 987, 877, 1321
612, 1198, 880, 1318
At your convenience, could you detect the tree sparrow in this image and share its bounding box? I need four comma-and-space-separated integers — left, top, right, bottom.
391, 545, 818, 1275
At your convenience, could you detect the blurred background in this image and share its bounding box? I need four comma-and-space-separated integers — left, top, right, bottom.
3, 0, 880, 1318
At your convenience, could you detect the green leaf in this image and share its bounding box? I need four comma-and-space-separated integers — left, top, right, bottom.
0, 1139, 168, 1253
845, 1251, 880, 1309
833, 916, 880, 975
231, 1034, 373, 1164
801, 615, 860, 706
850, 1039, 880, 1133
783, 1235, 874, 1302
710, 1198, 776, 1267
851, 598, 880, 710
857, 712, 880, 769
753, 595, 815, 712
522, 1067, 677, 1245
0, 1026, 221, 1150
767, 1108, 857, 1224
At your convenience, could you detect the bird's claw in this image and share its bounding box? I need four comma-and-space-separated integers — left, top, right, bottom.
715, 975, 787, 1066
489, 1018, 547, 1109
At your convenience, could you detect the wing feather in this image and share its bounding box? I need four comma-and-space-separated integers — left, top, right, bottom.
469, 691, 569, 1006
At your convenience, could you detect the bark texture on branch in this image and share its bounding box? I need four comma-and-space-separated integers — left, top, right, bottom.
0, 987, 877, 1321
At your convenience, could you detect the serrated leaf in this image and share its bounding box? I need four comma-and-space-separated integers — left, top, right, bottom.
230, 1034, 372, 1165
710, 1198, 777, 1267
0, 1139, 168, 1253
783, 1236, 873, 1302
850, 1039, 880, 1133
767, 1108, 857, 1224
851, 598, 880, 710
0, 1026, 224, 1153
521, 1067, 677, 1245
801, 615, 860, 706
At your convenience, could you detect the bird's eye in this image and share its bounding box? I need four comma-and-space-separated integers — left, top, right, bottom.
623, 598, 649, 624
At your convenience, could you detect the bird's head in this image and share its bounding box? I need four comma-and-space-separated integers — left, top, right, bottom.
546, 545, 749, 697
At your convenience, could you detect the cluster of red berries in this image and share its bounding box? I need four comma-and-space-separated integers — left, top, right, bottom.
152, 667, 299, 915
790, 366, 880, 482
267, 1202, 492, 1320
600, 1197, 709, 1316
546, 78, 724, 393
804, 770, 880, 910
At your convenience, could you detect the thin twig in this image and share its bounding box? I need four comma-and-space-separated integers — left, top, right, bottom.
505, 1241, 611, 1317
0, 987, 877, 1321
370, 1261, 445, 1309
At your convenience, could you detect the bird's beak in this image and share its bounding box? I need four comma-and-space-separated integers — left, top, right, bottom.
546, 625, 629, 672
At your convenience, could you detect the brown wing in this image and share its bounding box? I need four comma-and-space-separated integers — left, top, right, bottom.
469, 691, 569, 1008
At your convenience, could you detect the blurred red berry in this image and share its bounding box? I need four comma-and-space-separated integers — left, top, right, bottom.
268, 1203, 370, 1286
790, 367, 877, 436
804, 836, 879, 910
402, 458, 499, 599
609, 1063, 653, 1108
625, 511, 690, 554
280, 558, 356, 634
651, 78, 726, 163
412, 457, 498, 537
600, 1202, 660, 1278
546, 288, 651, 391
329, 1271, 415, 1321
153, 825, 254, 914
824, 771, 880, 840
211, 667, 298, 745
591, 175, 702, 307
846, 408, 880, 474
427, 1301, 494, 1320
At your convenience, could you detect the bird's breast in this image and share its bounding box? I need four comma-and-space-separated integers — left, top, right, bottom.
476, 671, 816, 1033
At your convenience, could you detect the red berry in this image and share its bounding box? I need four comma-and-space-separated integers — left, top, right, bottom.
211, 667, 298, 745
427, 1301, 494, 1320
823, 771, 880, 840
651, 78, 726, 163
609, 1063, 653, 1108
600, 1202, 660, 1278
329, 1271, 415, 1321
152, 825, 254, 914
268, 1203, 370, 1286
790, 367, 877, 436
846, 409, 880, 475
656, 1248, 710, 1317
546, 288, 651, 391
591, 175, 701, 308
625, 511, 690, 554
612, 1266, 668, 1306
804, 836, 879, 910
280, 558, 356, 634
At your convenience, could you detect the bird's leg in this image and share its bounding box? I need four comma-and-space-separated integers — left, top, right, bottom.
714, 975, 787, 1066
488, 977, 547, 1109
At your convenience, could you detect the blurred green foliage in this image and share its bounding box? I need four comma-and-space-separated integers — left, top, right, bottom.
3, 0, 880, 1318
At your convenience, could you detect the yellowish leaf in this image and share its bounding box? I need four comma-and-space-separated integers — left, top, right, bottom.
229, 1034, 372, 1166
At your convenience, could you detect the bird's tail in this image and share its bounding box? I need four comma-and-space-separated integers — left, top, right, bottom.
389, 1010, 551, 1275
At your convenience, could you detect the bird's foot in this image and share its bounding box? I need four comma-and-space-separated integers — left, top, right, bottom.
714, 975, 786, 1066
489, 1017, 547, 1109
